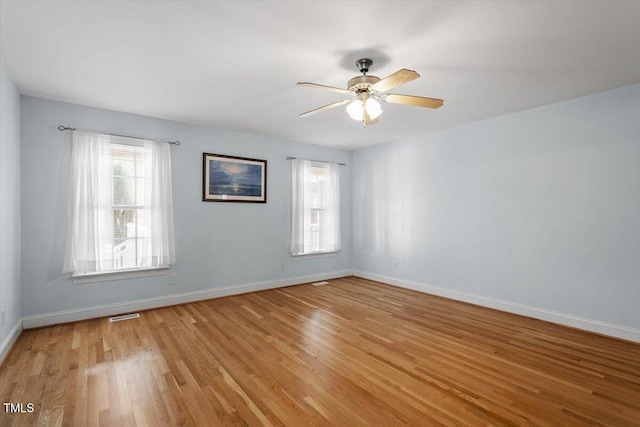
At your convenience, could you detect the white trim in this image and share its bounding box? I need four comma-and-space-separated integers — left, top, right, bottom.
71, 266, 170, 285
353, 270, 640, 343
291, 252, 338, 260
0, 320, 22, 366
22, 270, 353, 329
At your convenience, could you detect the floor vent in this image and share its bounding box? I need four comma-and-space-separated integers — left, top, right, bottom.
312, 281, 329, 286
109, 313, 140, 322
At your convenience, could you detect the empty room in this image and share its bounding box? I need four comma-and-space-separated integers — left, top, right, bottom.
1, 1, 639, 426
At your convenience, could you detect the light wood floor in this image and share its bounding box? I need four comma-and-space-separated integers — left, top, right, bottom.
1, 277, 639, 426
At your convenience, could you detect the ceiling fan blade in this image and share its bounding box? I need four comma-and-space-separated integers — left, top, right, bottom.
384, 93, 444, 109
299, 99, 351, 117
297, 82, 352, 95
363, 109, 379, 126
370, 69, 420, 93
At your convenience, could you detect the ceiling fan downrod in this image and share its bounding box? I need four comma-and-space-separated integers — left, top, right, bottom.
356, 58, 373, 75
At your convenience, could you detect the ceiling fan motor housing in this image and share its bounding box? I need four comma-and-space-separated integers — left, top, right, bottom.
347, 75, 381, 92
349, 58, 380, 92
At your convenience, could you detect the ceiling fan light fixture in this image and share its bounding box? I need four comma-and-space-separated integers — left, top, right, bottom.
346, 96, 383, 121
346, 99, 365, 121
365, 98, 382, 119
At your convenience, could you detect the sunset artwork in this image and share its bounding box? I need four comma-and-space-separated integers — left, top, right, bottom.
202, 153, 267, 202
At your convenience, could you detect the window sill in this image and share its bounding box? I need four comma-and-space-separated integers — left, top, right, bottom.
291, 251, 339, 260
71, 266, 171, 285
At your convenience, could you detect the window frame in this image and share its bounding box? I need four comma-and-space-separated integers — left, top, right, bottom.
71, 266, 170, 285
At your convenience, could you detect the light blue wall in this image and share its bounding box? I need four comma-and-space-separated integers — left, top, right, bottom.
20, 97, 352, 317
0, 64, 22, 341
353, 84, 640, 329
15, 84, 640, 333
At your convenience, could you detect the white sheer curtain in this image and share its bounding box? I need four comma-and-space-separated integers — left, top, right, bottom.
325, 161, 341, 251
64, 131, 175, 274
290, 159, 341, 255
290, 159, 309, 255
63, 131, 114, 274
140, 140, 176, 267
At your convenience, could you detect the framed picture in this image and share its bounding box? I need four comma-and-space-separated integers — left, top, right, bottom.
202, 153, 267, 203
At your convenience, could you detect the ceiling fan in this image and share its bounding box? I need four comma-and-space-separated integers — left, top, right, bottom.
297, 58, 443, 126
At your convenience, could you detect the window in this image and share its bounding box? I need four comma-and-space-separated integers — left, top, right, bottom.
64, 131, 175, 276
112, 143, 146, 269
290, 159, 341, 255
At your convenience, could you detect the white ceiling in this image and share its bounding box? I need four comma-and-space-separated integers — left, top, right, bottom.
1, 1, 639, 150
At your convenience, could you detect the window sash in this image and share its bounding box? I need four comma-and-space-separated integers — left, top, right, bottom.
110, 142, 147, 270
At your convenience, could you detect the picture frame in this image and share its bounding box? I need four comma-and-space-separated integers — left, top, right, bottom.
202, 153, 267, 203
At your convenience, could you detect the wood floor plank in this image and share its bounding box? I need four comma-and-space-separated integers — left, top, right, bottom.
1, 276, 639, 426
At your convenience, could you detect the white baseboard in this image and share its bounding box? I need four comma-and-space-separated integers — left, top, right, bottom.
0, 320, 22, 366
353, 270, 640, 343
21, 270, 353, 329
21, 268, 636, 343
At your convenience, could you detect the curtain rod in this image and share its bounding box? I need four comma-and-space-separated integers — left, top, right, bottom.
286, 156, 346, 166
57, 125, 181, 146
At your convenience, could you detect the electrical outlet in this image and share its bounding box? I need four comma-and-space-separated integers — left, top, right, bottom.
1, 310, 5, 327
392, 260, 399, 270
170, 274, 177, 285
280, 263, 286, 271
